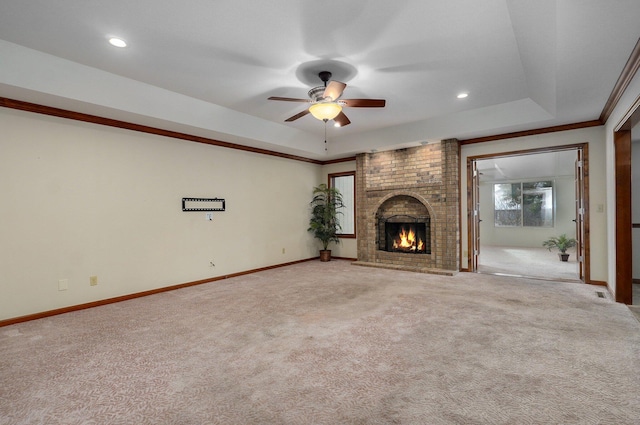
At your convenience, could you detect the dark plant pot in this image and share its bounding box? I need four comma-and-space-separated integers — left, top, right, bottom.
559, 253, 570, 262
319, 250, 332, 262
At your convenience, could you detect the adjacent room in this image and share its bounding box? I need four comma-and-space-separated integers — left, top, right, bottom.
475, 150, 582, 281
1, 1, 640, 423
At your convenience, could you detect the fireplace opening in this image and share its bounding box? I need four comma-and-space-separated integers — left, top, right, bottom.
378, 215, 431, 254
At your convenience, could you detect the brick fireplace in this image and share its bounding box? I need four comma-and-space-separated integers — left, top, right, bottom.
354, 139, 460, 274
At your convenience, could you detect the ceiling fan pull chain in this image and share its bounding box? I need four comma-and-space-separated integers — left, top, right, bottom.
324, 121, 327, 151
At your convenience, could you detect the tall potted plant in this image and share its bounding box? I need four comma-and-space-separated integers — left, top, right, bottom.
308, 183, 344, 261
542, 234, 577, 262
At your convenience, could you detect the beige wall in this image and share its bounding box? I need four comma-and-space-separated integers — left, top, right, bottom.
320, 160, 358, 259
1, 108, 322, 320
461, 126, 608, 282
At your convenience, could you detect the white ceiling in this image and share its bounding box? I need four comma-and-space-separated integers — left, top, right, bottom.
0, 1, 639, 160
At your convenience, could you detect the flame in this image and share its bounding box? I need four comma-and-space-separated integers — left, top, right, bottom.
393, 226, 424, 251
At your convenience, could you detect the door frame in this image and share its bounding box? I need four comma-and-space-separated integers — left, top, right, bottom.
466, 143, 590, 283
575, 149, 586, 280
613, 94, 640, 304
470, 160, 481, 271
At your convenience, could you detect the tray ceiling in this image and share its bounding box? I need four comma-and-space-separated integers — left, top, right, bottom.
0, 1, 639, 160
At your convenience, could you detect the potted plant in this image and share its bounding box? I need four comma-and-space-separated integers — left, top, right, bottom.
308, 183, 344, 261
542, 234, 577, 261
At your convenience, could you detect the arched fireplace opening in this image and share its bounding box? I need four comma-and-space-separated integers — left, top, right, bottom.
375, 195, 431, 255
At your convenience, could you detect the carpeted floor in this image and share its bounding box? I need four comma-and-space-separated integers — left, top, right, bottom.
1, 260, 639, 424
478, 245, 579, 281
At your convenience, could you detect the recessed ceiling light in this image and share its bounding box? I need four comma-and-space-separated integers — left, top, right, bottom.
334, 122, 341, 127
108, 37, 127, 48
457, 92, 469, 99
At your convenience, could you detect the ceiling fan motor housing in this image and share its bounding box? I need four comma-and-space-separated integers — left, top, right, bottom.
308, 86, 327, 102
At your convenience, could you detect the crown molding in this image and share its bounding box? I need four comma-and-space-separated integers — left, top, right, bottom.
600, 37, 640, 124
459, 120, 602, 145
0, 97, 323, 165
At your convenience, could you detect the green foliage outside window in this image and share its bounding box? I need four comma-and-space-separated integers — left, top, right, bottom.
494, 181, 553, 227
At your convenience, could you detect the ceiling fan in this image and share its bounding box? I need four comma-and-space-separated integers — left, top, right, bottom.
268, 71, 386, 127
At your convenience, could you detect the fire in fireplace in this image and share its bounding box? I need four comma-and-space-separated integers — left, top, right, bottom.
378, 215, 431, 254
388, 224, 425, 252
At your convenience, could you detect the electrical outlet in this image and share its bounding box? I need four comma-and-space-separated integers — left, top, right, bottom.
209, 260, 215, 267
282, 248, 285, 254
90, 276, 98, 286
58, 279, 68, 291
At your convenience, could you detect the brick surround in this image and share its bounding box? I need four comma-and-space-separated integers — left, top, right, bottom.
354, 139, 460, 274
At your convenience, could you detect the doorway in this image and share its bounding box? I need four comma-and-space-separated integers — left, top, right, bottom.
468, 144, 589, 282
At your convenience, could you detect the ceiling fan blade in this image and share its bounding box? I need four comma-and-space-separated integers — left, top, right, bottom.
284, 109, 310, 122
342, 99, 386, 108
268, 96, 310, 103
333, 111, 351, 127
323, 81, 346, 101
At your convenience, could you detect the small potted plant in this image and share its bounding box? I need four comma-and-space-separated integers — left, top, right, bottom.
308, 183, 344, 261
542, 234, 577, 261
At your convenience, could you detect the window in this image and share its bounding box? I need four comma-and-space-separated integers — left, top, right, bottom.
329, 172, 355, 237
494, 181, 553, 227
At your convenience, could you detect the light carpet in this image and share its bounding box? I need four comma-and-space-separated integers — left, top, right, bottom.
478, 245, 579, 281
1, 260, 639, 424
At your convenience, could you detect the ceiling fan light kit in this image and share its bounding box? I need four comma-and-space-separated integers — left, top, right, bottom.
268, 70, 386, 127
309, 102, 342, 121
